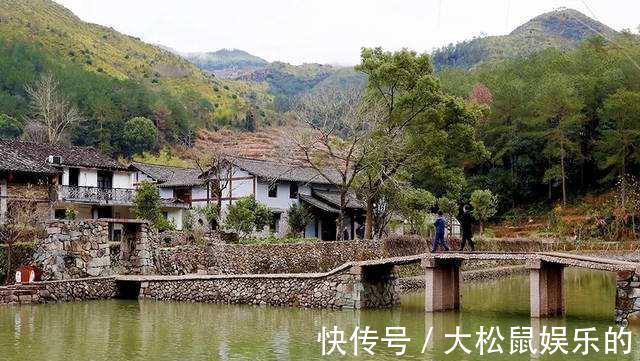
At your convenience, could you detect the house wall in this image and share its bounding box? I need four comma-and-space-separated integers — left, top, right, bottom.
113, 171, 133, 189
255, 180, 299, 212
79, 168, 97, 187
134, 171, 155, 184
61, 167, 97, 187
159, 187, 174, 199
163, 208, 184, 230
62, 167, 133, 189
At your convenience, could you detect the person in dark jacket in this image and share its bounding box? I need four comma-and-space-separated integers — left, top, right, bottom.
459, 204, 475, 251
431, 211, 449, 252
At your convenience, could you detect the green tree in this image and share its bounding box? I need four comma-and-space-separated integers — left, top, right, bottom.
398, 188, 436, 235
199, 203, 220, 230
123, 117, 158, 155
437, 196, 458, 237
470, 189, 498, 235
597, 90, 640, 207
0, 114, 22, 138
356, 47, 487, 239
533, 74, 583, 205
287, 203, 313, 236
224, 196, 272, 238
132, 181, 162, 224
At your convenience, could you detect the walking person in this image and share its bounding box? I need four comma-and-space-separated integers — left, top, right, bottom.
459, 204, 475, 251
431, 211, 449, 252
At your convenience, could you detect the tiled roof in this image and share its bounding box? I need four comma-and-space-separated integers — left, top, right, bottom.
313, 190, 365, 210
231, 157, 342, 185
299, 194, 340, 214
0, 139, 125, 174
130, 162, 204, 188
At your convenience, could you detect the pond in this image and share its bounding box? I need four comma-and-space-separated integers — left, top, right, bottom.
0, 269, 638, 360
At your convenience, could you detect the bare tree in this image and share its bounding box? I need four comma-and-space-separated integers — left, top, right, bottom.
194, 148, 234, 223
24, 74, 83, 144
293, 87, 383, 241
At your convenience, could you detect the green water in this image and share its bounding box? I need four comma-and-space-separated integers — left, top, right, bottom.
0, 269, 638, 360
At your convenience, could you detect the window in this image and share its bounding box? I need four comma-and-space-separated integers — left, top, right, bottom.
68, 168, 80, 186
97, 171, 113, 189
268, 183, 278, 198
289, 182, 299, 199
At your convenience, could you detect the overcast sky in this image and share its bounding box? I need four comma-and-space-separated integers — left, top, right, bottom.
54, 0, 639, 65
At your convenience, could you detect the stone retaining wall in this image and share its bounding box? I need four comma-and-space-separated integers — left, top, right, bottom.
33, 220, 156, 280
34, 219, 111, 279
137, 264, 399, 310
154, 237, 429, 275
0, 277, 117, 305
616, 270, 640, 326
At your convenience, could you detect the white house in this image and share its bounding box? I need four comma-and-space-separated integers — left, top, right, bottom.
129, 162, 207, 230
201, 157, 366, 240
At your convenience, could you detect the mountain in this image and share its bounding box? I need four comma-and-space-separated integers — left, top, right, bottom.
0, 0, 260, 129
185, 49, 368, 112
185, 49, 268, 78
432, 8, 618, 70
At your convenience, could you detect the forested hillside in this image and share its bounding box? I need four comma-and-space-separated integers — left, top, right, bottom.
438, 33, 640, 214
431, 8, 618, 70
0, 0, 277, 155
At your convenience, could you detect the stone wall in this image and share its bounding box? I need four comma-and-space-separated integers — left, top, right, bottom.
34, 220, 111, 280
154, 237, 429, 275
33, 220, 156, 280
616, 270, 640, 326
138, 264, 398, 310
0, 277, 117, 305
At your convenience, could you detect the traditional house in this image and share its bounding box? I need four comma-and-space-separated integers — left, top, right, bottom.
0, 139, 58, 224
1, 139, 366, 240
0, 140, 191, 236
202, 157, 366, 240
129, 162, 202, 230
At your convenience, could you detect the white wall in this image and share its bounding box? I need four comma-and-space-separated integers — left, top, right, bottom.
62, 168, 69, 185
164, 208, 184, 230
159, 188, 174, 199
255, 180, 299, 212
113, 171, 133, 189
79, 169, 97, 187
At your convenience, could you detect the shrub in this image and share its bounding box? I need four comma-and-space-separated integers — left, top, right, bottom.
287, 203, 313, 236
224, 196, 272, 238
470, 189, 498, 235
64, 208, 77, 220
155, 216, 176, 232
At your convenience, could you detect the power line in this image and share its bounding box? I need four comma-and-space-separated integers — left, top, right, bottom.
560, 0, 640, 72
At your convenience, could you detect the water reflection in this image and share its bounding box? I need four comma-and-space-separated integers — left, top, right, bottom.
0, 269, 638, 361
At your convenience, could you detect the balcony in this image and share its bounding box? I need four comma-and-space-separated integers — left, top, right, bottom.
57, 185, 134, 205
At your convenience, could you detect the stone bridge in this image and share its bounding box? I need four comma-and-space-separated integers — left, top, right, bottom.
355, 252, 640, 325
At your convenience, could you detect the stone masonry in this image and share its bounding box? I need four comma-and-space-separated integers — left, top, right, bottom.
136, 263, 399, 310
616, 270, 640, 326
33, 219, 156, 280
0, 277, 117, 305
34, 220, 112, 279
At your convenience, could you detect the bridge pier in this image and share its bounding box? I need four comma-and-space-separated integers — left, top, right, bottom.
528, 260, 565, 318
349, 264, 399, 309
421, 258, 461, 312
